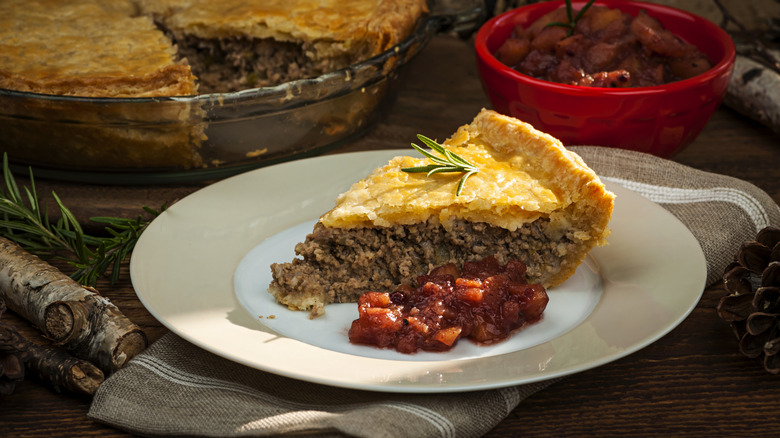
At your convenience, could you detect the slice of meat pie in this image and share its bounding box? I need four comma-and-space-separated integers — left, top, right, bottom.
269, 109, 616, 317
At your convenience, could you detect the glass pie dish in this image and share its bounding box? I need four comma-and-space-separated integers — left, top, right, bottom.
0, 0, 483, 184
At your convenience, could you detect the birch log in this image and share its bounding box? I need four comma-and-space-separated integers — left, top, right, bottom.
0, 237, 147, 374
724, 55, 780, 135
25, 343, 105, 395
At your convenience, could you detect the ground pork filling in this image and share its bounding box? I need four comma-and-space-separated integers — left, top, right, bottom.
170, 34, 334, 93
269, 218, 577, 316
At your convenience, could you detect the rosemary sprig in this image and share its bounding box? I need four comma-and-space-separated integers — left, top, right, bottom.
401, 134, 479, 196
545, 0, 596, 36
0, 154, 164, 286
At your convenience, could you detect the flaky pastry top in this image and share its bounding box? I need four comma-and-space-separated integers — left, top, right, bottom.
0, 0, 197, 97
321, 109, 615, 246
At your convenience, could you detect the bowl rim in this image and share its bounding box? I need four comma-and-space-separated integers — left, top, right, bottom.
474, 0, 736, 96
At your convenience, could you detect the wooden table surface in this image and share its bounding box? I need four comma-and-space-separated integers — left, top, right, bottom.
2, 34, 780, 437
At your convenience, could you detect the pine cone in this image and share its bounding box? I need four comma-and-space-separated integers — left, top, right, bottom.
0, 298, 30, 396
717, 226, 780, 373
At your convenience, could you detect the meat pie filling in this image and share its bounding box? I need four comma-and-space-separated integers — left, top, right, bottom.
166, 35, 334, 93
269, 217, 573, 317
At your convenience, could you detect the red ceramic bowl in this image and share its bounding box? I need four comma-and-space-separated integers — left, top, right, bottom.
474, 0, 736, 157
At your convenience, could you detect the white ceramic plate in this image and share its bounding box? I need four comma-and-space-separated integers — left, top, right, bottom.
130, 150, 707, 393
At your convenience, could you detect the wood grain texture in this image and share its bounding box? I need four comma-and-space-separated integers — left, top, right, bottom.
1, 34, 779, 437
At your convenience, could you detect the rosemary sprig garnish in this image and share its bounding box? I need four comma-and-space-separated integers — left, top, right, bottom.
0, 154, 164, 286
401, 134, 479, 196
545, 0, 596, 36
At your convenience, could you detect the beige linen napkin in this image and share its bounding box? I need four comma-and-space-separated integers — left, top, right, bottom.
88, 146, 780, 438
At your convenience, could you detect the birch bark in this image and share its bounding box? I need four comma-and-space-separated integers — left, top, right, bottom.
0, 238, 146, 374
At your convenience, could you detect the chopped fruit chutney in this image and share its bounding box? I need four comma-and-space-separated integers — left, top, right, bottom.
348, 256, 549, 353
495, 5, 712, 87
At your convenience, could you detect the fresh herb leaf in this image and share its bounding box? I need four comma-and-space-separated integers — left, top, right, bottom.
0, 153, 164, 286
401, 134, 479, 196
545, 0, 596, 36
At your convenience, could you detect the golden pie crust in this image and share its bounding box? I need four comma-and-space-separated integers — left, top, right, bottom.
0, 0, 197, 97
323, 109, 614, 248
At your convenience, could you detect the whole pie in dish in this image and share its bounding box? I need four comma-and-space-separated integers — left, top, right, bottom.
269, 109, 616, 317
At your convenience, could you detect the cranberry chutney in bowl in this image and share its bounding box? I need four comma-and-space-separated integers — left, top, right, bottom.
474, 0, 736, 157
